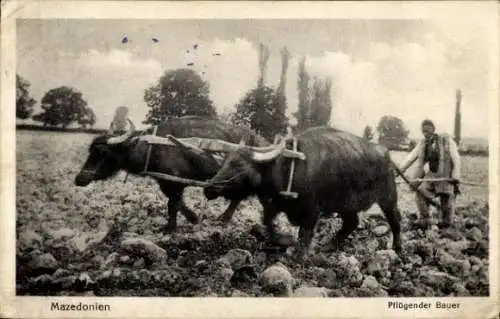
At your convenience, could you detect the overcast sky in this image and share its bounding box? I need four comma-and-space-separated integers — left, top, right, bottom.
16, 18, 494, 138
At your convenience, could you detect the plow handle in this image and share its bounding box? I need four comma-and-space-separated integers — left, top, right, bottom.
390, 160, 442, 210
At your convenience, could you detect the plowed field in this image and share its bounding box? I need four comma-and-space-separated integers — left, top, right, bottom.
16, 131, 490, 297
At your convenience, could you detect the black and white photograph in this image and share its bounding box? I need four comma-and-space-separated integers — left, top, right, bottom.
1, 1, 499, 318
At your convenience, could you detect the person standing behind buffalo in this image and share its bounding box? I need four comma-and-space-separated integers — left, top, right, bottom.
399, 119, 461, 229
108, 106, 131, 135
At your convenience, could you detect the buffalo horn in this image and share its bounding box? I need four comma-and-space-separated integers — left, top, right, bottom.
251, 138, 286, 162
167, 135, 205, 154
272, 134, 283, 145
106, 119, 136, 144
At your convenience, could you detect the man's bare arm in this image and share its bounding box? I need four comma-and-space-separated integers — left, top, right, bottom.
448, 137, 461, 181
399, 140, 422, 173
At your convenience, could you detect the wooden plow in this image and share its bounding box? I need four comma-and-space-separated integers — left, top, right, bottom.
394, 173, 488, 213
395, 177, 487, 187
132, 131, 306, 199
129, 130, 486, 201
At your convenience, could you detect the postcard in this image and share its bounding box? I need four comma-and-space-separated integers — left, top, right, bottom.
1, 1, 499, 318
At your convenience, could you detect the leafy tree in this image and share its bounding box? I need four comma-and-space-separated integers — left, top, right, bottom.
257, 43, 270, 90
294, 58, 333, 130
16, 74, 36, 119
309, 77, 333, 127
231, 43, 288, 141
32, 86, 88, 128
376, 115, 410, 148
295, 56, 311, 131
231, 86, 287, 142
363, 125, 374, 141
77, 107, 96, 128
322, 78, 333, 125
275, 47, 290, 125
253, 43, 271, 135
143, 68, 217, 125
454, 88, 462, 146
218, 112, 234, 126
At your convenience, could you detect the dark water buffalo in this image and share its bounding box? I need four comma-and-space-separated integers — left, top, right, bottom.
74, 116, 269, 233
203, 126, 403, 259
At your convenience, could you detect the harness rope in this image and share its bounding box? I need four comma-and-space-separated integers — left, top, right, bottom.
142, 125, 158, 174
203, 170, 248, 187
81, 144, 127, 181
135, 125, 219, 187
207, 136, 302, 199
121, 126, 158, 184
96, 128, 481, 208
132, 132, 305, 195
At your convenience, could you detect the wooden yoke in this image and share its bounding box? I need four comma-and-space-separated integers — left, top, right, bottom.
166, 135, 225, 165
135, 133, 306, 190
278, 126, 302, 199
279, 136, 299, 199
142, 125, 158, 174
138, 135, 305, 160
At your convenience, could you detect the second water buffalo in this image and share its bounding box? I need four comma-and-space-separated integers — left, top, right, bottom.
203, 126, 403, 259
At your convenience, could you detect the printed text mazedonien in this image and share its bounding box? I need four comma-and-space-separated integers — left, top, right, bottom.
51, 302, 111, 312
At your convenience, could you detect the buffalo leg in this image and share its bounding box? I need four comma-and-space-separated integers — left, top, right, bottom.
378, 181, 403, 254
259, 197, 294, 245
158, 183, 181, 233
177, 200, 200, 224
331, 212, 359, 251
164, 195, 181, 233
158, 183, 198, 233
293, 204, 319, 261
261, 199, 280, 242
379, 205, 402, 254
218, 199, 241, 223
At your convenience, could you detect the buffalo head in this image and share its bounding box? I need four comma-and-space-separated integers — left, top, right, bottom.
203, 137, 286, 200
74, 119, 136, 186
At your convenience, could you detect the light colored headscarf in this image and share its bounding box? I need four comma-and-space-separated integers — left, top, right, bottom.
109, 106, 129, 133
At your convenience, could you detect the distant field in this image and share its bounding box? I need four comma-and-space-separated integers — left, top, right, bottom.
16, 124, 489, 157
16, 130, 489, 297
461, 137, 489, 149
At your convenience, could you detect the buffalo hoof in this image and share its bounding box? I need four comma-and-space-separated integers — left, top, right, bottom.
410, 219, 432, 231
269, 233, 296, 247
437, 221, 452, 229
250, 224, 267, 241
162, 225, 177, 234
217, 214, 233, 224
290, 247, 307, 264
393, 245, 403, 258
322, 237, 346, 253
325, 239, 344, 253
184, 214, 199, 225
292, 254, 306, 264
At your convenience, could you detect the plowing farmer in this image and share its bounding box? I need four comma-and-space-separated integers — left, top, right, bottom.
399, 119, 461, 229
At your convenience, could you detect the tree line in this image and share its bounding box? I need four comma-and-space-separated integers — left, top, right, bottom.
17, 75, 96, 129
17, 44, 428, 149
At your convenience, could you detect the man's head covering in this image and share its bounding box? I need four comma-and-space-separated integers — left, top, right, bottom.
109, 106, 129, 133
115, 106, 129, 118
421, 119, 435, 130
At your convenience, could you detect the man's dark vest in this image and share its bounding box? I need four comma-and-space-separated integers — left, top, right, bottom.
424, 135, 440, 173
423, 134, 453, 176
